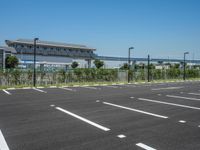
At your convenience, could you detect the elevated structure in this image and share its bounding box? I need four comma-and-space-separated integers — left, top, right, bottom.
97, 56, 200, 64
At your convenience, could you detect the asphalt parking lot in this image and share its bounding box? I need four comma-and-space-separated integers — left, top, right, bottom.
0, 81, 200, 150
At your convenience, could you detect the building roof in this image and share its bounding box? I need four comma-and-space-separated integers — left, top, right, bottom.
5, 39, 96, 51
0, 46, 17, 53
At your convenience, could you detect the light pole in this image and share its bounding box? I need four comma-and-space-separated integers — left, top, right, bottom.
33, 38, 39, 87
183, 52, 189, 81
148, 55, 150, 82
128, 47, 134, 83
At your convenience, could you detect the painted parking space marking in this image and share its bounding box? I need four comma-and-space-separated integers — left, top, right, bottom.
121, 84, 136, 87
117, 134, 126, 138
103, 102, 168, 119
55, 107, 110, 131
179, 120, 186, 123
104, 85, 118, 88
136, 143, 156, 150
81, 86, 100, 90
0, 130, 9, 150
60, 87, 76, 92
166, 95, 200, 101
33, 88, 47, 93
138, 98, 200, 110
2, 90, 11, 95
188, 93, 200, 96
152, 86, 183, 91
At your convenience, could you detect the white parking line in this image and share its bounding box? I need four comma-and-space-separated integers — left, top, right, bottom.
33, 88, 47, 93
188, 93, 200, 96
179, 120, 186, 123
152, 87, 183, 91
56, 107, 110, 131
104, 86, 118, 88
138, 98, 200, 110
103, 102, 168, 119
166, 95, 200, 101
81, 86, 100, 90
0, 130, 9, 150
136, 143, 156, 150
60, 87, 75, 92
117, 134, 126, 138
2, 90, 11, 95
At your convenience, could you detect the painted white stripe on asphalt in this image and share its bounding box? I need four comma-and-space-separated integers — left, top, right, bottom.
103, 102, 168, 119
33, 88, 47, 93
152, 87, 183, 91
138, 98, 200, 110
179, 120, 186, 123
60, 87, 75, 92
81, 86, 99, 90
188, 93, 200, 96
60, 87, 76, 92
56, 107, 110, 131
122, 84, 136, 87
2, 90, 11, 95
117, 134, 126, 138
0, 130, 9, 150
105, 85, 118, 88
136, 143, 156, 150
167, 95, 200, 101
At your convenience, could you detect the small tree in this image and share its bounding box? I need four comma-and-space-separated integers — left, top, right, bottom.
5, 55, 19, 69
71, 61, 79, 69
120, 63, 129, 70
94, 59, 104, 69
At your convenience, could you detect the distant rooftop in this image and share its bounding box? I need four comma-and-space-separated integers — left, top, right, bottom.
5, 39, 96, 51
0, 46, 17, 53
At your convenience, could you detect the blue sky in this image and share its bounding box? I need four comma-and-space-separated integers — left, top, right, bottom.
0, 0, 200, 59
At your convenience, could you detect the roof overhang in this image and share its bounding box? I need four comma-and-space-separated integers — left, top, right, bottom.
5, 39, 96, 51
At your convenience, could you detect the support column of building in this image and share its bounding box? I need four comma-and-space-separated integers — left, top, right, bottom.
86, 59, 91, 68
3, 50, 6, 69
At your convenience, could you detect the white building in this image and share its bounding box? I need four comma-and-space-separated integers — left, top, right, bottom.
4, 39, 96, 70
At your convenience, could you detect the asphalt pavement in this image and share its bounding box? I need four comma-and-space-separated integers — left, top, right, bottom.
0, 81, 200, 150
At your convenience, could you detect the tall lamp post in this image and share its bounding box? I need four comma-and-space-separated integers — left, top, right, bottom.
183, 52, 189, 81
128, 47, 134, 83
148, 55, 150, 82
33, 38, 39, 87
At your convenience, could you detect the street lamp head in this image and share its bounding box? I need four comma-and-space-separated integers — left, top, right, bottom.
184, 52, 189, 55
129, 47, 134, 50
34, 38, 39, 41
